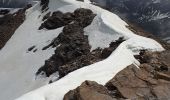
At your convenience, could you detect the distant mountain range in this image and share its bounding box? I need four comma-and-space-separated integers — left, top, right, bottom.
91, 0, 170, 40
0, 0, 32, 8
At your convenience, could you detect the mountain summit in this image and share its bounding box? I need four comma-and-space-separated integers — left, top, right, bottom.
0, 0, 169, 100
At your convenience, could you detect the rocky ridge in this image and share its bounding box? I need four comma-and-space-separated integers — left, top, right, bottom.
37, 1, 170, 99
64, 50, 170, 100
36, 7, 125, 78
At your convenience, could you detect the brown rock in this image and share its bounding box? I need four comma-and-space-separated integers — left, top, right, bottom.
156, 72, 170, 81
64, 81, 115, 100
106, 65, 155, 99
106, 63, 170, 100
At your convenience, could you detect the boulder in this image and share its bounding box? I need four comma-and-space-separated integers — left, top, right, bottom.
106, 63, 170, 100
0, 9, 10, 15
39, 11, 65, 30
74, 8, 96, 28
64, 81, 115, 100
101, 37, 125, 59
39, 8, 96, 30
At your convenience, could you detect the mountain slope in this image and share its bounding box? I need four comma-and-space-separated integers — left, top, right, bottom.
91, 0, 170, 42
0, 0, 158, 100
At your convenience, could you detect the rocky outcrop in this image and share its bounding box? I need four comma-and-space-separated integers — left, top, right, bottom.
37, 36, 124, 78
39, 11, 73, 30
36, 8, 125, 78
40, 0, 49, 11
64, 81, 114, 100
106, 50, 170, 100
106, 63, 170, 100
58, 37, 125, 77
39, 8, 96, 30
0, 9, 10, 15
64, 50, 170, 100
101, 37, 125, 59
37, 21, 91, 77
0, 4, 32, 50
58, 48, 102, 77
36, 8, 96, 77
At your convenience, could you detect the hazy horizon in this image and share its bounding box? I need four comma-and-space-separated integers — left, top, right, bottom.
0, 0, 35, 8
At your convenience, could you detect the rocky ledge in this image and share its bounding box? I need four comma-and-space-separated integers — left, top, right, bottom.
36, 8, 125, 78
64, 50, 170, 100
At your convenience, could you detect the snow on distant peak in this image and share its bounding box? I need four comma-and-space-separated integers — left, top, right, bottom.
150, 10, 170, 21
152, 0, 161, 3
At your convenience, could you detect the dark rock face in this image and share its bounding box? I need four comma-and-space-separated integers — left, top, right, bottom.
101, 37, 125, 59
42, 12, 51, 21
73, 8, 96, 28
37, 8, 125, 78
0, 5, 32, 50
39, 11, 72, 30
36, 8, 96, 77
37, 22, 91, 77
58, 37, 125, 77
64, 50, 170, 100
0, 9, 10, 15
58, 48, 102, 77
37, 35, 124, 78
64, 81, 114, 100
39, 8, 95, 30
40, 0, 49, 11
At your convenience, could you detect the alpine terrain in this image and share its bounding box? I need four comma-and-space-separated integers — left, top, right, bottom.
0, 0, 169, 100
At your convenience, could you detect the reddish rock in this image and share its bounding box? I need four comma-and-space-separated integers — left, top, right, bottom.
106, 63, 170, 100
64, 81, 115, 100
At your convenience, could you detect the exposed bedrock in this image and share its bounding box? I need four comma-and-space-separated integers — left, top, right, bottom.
0, 9, 10, 15
40, 0, 49, 11
106, 50, 170, 99
64, 50, 170, 100
64, 81, 115, 100
39, 8, 96, 30
36, 8, 125, 78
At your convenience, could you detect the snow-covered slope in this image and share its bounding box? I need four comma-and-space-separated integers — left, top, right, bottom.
0, 0, 164, 100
